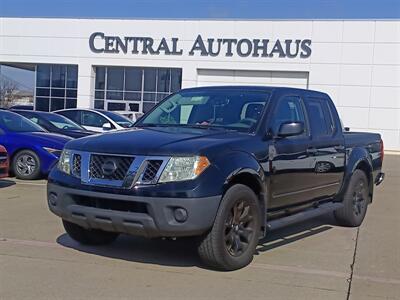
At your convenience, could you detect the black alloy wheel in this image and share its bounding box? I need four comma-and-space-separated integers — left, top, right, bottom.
198, 184, 261, 271
224, 199, 256, 257
334, 169, 369, 227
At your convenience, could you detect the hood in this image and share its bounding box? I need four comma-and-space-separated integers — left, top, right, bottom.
19, 132, 72, 149
65, 126, 252, 156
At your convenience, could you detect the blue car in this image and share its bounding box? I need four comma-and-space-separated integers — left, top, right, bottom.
0, 110, 72, 180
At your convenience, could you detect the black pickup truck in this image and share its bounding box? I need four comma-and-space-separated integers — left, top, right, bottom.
48, 86, 384, 270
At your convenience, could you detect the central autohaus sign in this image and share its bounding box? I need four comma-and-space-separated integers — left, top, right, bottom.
89, 32, 312, 58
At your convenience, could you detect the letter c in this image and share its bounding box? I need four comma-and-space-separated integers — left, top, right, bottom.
89, 32, 105, 53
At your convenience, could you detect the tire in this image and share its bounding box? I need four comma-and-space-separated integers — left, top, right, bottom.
12, 150, 41, 180
197, 184, 261, 271
334, 169, 369, 227
62, 220, 119, 245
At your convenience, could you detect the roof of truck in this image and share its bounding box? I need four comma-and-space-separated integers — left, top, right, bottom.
180, 86, 330, 98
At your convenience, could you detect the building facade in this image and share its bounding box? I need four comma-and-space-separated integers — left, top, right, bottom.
0, 18, 399, 150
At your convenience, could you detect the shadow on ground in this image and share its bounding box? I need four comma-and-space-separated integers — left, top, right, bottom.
0, 179, 16, 188
57, 212, 336, 269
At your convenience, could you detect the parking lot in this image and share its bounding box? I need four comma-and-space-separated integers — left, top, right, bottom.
0, 155, 398, 300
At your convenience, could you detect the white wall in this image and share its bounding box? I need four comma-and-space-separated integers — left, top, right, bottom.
0, 18, 399, 150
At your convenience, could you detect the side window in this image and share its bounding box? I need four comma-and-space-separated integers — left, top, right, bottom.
60, 110, 81, 124
82, 111, 109, 128
272, 96, 306, 135
306, 98, 333, 137
29, 117, 39, 124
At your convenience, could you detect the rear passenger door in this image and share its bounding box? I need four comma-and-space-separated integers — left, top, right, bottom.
304, 97, 345, 199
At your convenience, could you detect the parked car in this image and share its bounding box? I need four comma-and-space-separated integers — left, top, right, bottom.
0, 145, 9, 178
48, 86, 384, 270
0, 110, 72, 180
12, 110, 95, 139
9, 104, 34, 110
55, 109, 134, 132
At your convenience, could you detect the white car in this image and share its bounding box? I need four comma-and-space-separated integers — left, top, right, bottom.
54, 109, 135, 132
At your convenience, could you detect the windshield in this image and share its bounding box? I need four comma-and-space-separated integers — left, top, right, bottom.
138, 89, 270, 132
0, 112, 45, 133
42, 113, 83, 130
100, 111, 134, 128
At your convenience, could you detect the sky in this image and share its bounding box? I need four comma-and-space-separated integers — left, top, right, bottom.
0, 0, 399, 19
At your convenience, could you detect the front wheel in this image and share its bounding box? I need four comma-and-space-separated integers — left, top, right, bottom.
12, 150, 41, 180
197, 184, 261, 271
334, 169, 369, 227
62, 220, 119, 245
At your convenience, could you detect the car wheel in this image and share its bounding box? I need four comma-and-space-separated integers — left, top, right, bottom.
334, 169, 369, 227
197, 184, 261, 271
62, 220, 119, 245
13, 150, 41, 180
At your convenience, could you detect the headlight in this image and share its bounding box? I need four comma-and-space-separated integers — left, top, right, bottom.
159, 156, 210, 183
43, 147, 62, 157
57, 150, 71, 174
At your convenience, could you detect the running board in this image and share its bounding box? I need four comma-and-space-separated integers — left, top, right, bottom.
266, 202, 343, 232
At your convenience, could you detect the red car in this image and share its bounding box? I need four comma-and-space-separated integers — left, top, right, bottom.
0, 145, 9, 178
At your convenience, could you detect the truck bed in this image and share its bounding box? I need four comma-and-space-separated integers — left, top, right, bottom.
343, 131, 382, 149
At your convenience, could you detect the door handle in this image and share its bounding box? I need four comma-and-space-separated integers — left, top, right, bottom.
307, 147, 317, 155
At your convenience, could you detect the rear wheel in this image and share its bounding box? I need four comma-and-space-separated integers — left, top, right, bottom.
12, 150, 41, 180
197, 184, 261, 271
334, 169, 369, 227
62, 220, 119, 245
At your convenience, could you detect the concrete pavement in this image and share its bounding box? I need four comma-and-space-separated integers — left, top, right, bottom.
0, 155, 399, 299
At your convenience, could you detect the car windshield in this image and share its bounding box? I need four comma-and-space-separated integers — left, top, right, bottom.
0, 112, 45, 133
42, 113, 83, 130
138, 89, 270, 132
100, 111, 134, 128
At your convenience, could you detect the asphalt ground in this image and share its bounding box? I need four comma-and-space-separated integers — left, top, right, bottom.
0, 155, 399, 300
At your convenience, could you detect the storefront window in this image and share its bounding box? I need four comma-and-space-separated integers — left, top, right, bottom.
35, 64, 78, 112
94, 66, 182, 113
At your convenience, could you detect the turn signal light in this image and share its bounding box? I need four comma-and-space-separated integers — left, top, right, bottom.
194, 156, 210, 176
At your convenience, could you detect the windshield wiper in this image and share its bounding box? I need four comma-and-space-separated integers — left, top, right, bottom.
178, 124, 228, 131
137, 123, 239, 132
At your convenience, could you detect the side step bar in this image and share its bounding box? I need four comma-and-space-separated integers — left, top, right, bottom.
266, 202, 343, 232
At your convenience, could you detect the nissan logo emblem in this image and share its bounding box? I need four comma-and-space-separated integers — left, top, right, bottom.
102, 159, 117, 176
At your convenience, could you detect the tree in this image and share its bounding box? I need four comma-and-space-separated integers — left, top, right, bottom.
0, 76, 18, 108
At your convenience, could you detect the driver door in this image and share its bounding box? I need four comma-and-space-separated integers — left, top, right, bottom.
269, 95, 314, 209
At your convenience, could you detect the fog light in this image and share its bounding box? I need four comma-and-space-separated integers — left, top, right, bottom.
173, 208, 188, 223
49, 192, 58, 206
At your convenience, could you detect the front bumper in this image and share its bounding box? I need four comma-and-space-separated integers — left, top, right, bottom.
47, 183, 221, 238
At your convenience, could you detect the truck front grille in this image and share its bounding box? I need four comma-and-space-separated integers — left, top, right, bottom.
141, 160, 164, 183
72, 154, 81, 178
89, 154, 134, 180
67, 152, 169, 187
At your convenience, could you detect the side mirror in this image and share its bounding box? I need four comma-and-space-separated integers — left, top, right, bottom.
102, 122, 112, 131
277, 121, 304, 138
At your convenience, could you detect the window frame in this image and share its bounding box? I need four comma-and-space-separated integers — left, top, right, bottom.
304, 97, 335, 138
94, 66, 182, 114
35, 64, 78, 112
269, 94, 310, 138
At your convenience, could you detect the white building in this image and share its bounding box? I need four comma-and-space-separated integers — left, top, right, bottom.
0, 17, 399, 150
